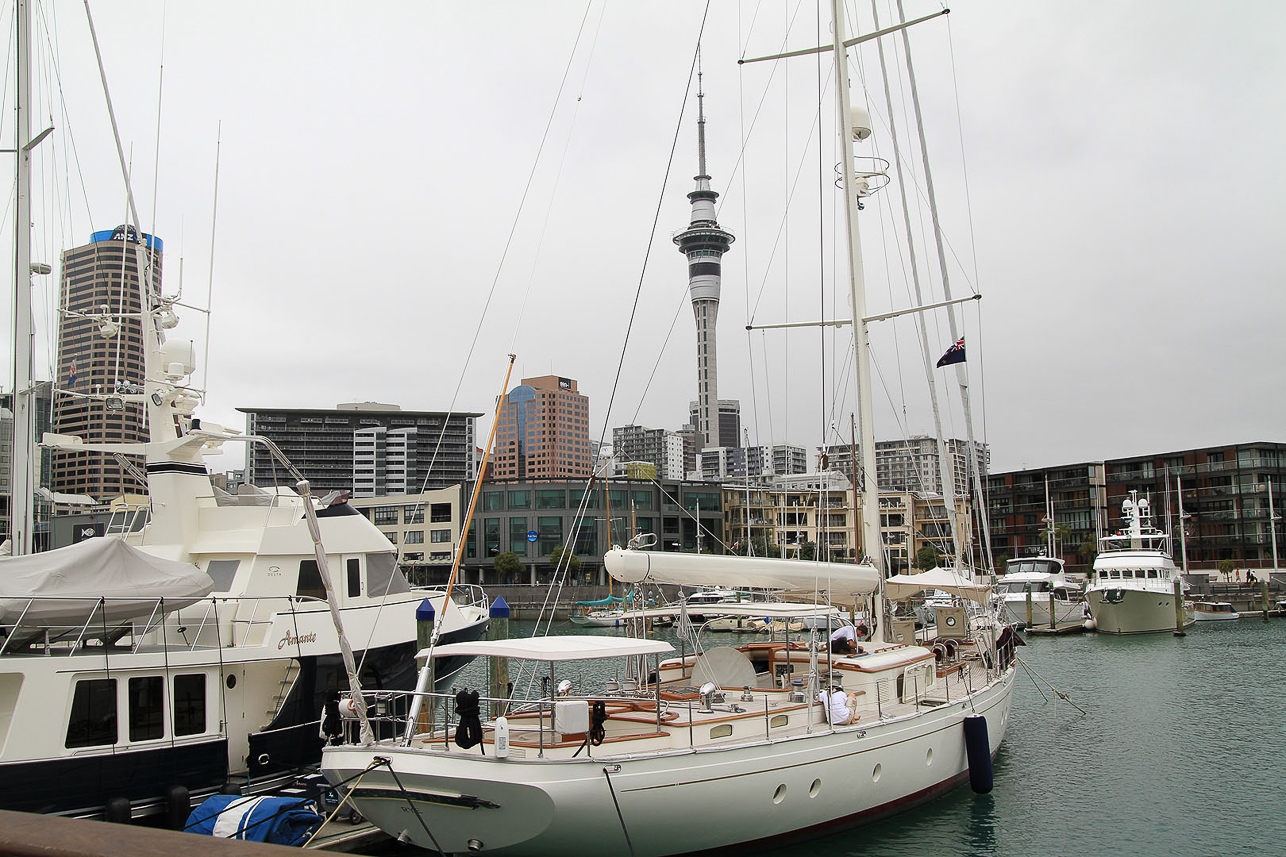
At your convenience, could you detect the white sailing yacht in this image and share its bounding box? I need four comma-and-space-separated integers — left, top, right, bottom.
321, 4, 1015, 854
0, 4, 488, 818
1085, 493, 1194, 634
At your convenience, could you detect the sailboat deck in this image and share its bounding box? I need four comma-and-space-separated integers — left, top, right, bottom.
393, 649, 994, 760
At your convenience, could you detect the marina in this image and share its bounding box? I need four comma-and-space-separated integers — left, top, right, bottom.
2, 1, 1285, 854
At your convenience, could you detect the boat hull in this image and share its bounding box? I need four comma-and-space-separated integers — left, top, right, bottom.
1086, 588, 1194, 634
326, 671, 1014, 857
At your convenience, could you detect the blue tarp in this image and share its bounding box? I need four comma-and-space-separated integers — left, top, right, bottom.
186, 794, 323, 845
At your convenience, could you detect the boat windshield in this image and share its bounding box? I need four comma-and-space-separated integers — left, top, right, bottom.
998, 581, 1050, 594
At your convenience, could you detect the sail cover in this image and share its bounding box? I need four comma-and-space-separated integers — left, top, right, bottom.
604, 549, 879, 596
0, 537, 213, 626
884, 566, 990, 604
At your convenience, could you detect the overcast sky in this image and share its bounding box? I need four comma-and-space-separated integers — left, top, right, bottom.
4, 0, 1284, 475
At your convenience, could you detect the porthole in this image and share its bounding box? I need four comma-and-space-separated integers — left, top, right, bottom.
226, 674, 237, 689
809, 779, 822, 798
770, 714, 789, 728
872, 763, 882, 783
926, 748, 934, 766
710, 724, 733, 739
772, 784, 787, 804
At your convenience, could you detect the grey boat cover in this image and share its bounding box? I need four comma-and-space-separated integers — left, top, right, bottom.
0, 537, 213, 627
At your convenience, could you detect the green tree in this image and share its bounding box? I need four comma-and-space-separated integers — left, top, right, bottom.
549, 545, 580, 576
1078, 538, 1097, 573
914, 545, 941, 571
799, 541, 817, 561
1218, 558, 1235, 580
494, 551, 525, 581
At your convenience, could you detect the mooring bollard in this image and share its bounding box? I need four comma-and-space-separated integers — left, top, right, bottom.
1173, 578, 1186, 636
1026, 588, 1033, 628
1263, 580, 1271, 623
1049, 591, 1057, 630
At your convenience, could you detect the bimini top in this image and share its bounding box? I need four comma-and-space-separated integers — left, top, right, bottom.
604, 549, 879, 595
884, 567, 990, 604
417, 635, 675, 663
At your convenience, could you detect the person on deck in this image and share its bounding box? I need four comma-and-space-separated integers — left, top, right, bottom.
830, 624, 864, 655
818, 684, 860, 725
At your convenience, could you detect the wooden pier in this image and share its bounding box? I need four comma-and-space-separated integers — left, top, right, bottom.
1024, 621, 1089, 635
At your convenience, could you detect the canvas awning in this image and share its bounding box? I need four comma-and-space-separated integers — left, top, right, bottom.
884, 566, 990, 604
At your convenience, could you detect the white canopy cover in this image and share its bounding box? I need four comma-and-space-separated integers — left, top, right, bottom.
884, 567, 990, 604
604, 549, 879, 595
0, 537, 214, 626
419, 635, 674, 663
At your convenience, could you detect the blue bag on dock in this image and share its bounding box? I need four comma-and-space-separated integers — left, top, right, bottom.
186, 794, 323, 845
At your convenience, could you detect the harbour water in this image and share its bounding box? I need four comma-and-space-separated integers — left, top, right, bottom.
390, 617, 1285, 857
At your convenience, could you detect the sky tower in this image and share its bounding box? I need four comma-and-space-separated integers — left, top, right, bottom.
673, 74, 734, 450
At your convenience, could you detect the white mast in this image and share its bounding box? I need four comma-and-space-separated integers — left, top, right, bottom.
831, 0, 880, 580
1176, 474, 1189, 574
1269, 476, 1279, 576
9, 0, 36, 555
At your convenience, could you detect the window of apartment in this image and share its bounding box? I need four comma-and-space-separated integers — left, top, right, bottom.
430, 529, 451, 543
537, 516, 563, 556
128, 676, 165, 742
508, 490, 531, 510
483, 491, 504, 511
467, 522, 478, 559
430, 502, 452, 523
66, 679, 117, 748
509, 517, 530, 555
173, 674, 206, 736
535, 489, 565, 509
404, 531, 425, 545
404, 507, 425, 525
632, 490, 653, 511
372, 506, 399, 525
484, 518, 501, 557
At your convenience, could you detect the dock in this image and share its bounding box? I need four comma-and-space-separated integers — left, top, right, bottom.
1023, 621, 1089, 635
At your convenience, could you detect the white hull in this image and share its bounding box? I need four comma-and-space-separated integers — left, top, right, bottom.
1086, 588, 1193, 634
1193, 611, 1240, 622
326, 671, 1013, 857
568, 614, 623, 628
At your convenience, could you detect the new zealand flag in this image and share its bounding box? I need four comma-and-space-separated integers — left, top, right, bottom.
935, 336, 966, 368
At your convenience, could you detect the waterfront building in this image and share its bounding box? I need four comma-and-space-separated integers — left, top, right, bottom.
674, 76, 735, 450
460, 478, 723, 586
350, 486, 466, 585
612, 424, 685, 480
818, 435, 988, 496
987, 441, 1286, 574
239, 404, 479, 495
489, 375, 591, 482
49, 227, 163, 502
770, 444, 807, 476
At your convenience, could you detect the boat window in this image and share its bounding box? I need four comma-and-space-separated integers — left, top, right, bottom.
710, 724, 733, 739
174, 674, 206, 736
367, 552, 411, 597
128, 676, 165, 742
347, 558, 361, 598
1018, 562, 1035, 574
66, 678, 117, 748
1109, 570, 1120, 579
297, 560, 326, 599
206, 559, 239, 591
1034, 582, 1050, 593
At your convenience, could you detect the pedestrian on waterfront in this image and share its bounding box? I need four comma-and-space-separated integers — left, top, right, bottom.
1248, 571, 1256, 584
1236, 569, 1241, 582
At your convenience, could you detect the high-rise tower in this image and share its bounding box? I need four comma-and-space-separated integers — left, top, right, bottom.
673, 76, 734, 450
50, 226, 163, 501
